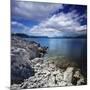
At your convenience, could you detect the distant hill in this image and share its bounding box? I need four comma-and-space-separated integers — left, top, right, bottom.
52, 34, 87, 39
11, 33, 87, 38
11, 33, 48, 38
11, 33, 30, 38
74, 34, 87, 38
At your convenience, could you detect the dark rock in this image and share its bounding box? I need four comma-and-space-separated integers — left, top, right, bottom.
11, 48, 35, 84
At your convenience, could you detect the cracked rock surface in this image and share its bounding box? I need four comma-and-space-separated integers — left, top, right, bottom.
11, 58, 86, 89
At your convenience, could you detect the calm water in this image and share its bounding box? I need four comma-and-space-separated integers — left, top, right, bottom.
26, 38, 86, 57
25, 37, 87, 72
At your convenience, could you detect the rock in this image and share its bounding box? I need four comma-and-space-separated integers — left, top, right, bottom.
11, 36, 48, 60
55, 71, 63, 82
77, 75, 85, 85
31, 58, 43, 65
48, 75, 56, 87
11, 84, 21, 90
72, 69, 85, 85
11, 56, 86, 88
58, 81, 67, 86
11, 36, 48, 84
73, 70, 81, 79
63, 67, 74, 83
11, 36, 86, 88
11, 49, 35, 84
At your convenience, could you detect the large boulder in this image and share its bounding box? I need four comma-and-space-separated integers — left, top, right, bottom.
11, 47, 35, 84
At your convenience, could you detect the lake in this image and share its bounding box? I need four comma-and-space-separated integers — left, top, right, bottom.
25, 37, 87, 74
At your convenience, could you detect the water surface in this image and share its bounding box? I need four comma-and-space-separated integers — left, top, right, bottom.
25, 37, 87, 73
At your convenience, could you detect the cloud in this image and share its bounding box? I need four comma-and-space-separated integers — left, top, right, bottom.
28, 11, 87, 37
11, 0, 87, 37
12, 0, 64, 21
76, 25, 87, 31
30, 28, 64, 37
11, 21, 29, 33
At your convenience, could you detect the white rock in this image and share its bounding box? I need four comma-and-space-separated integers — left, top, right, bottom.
77, 75, 85, 85
63, 67, 74, 83
56, 73, 63, 82
58, 81, 67, 86
48, 76, 56, 86
73, 70, 80, 79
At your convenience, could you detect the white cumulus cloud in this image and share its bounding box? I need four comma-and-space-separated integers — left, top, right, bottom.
28, 11, 87, 37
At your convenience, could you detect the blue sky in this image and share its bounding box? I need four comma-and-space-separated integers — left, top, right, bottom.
11, 0, 87, 37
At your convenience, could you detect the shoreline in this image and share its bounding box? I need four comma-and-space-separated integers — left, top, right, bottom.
11, 36, 87, 89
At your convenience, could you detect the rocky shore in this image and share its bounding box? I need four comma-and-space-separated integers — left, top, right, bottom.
11, 36, 86, 89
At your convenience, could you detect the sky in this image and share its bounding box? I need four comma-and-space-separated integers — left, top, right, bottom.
11, 0, 87, 37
